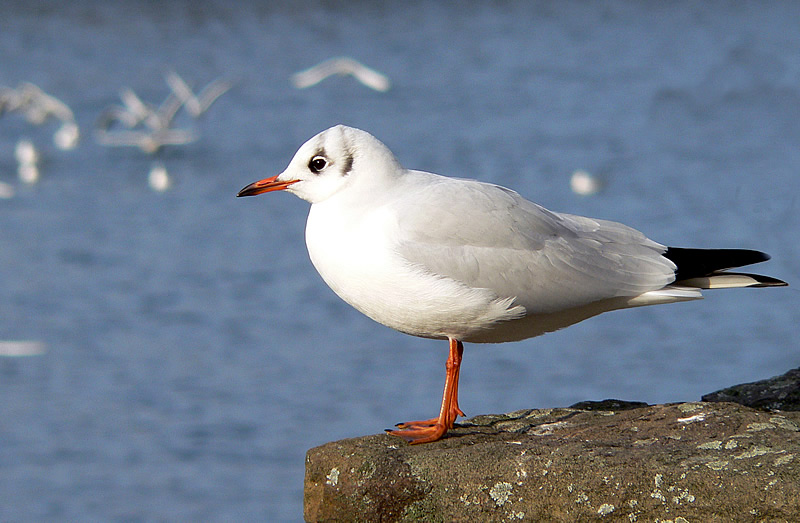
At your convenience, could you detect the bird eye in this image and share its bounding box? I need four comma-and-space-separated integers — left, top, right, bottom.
309, 156, 327, 173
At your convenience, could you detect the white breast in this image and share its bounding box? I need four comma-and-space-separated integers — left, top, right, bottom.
304, 197, 525, 341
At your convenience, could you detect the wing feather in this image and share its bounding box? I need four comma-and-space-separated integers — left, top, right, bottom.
393, 172, 676, 314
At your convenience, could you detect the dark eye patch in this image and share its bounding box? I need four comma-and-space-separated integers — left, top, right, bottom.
342, 153, 354, 175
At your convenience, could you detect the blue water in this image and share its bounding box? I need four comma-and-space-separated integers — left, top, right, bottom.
1, 2, 798, 520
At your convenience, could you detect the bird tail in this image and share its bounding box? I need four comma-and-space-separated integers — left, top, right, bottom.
663, 247, 787, 289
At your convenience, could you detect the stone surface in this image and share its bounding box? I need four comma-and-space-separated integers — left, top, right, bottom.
305, 402, 800, 521
702, 367, 800, 411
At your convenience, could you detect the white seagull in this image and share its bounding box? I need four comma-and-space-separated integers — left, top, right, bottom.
238, 125, 787, 444
164, 71, 233, 118
291, 57, 391, 92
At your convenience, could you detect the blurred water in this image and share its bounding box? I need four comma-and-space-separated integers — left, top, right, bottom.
1, 1, 798, 520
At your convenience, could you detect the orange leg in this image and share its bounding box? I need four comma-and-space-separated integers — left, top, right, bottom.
386, 338, 465, 444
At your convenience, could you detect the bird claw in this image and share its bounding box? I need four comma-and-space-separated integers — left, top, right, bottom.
385, 423, 448, 445
394, 418, 438, 430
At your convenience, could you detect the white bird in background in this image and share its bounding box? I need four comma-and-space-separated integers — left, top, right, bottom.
95, 87, 198, 153
291, 57, 391, 92
6, 83, 75, 127
15, 138, 40, 184
94, 125, 197, 154
0, 82, 80, 150
164, 71, 233, 118
0, 341, 46, 357
14, 138, 38, 165
238, 125, 787, 444
570, 168, 603, 196
148, 162, 171, 192
94, 71, 229, 155
0, 182, 14, 199
53, 121, 80, 151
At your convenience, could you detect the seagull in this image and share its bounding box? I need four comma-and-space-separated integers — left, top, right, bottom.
94, 126, 197, 154
148, 161, 171, 192
15, 138, 40, 184
1, 83, 76, 126
291, 57, 391, 92
164, 71, 233, 118
0, 83, 80, 150
0, 181, 14, 199
94, 72, 229, 154
237, 125, 787, 444
570, 169, 603, 196
53, 121, 80, 151
0, 341, 46, 357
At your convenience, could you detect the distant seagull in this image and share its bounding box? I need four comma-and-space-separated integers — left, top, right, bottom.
148, 161, 171, 192
0, 341, 46, 357
14, 138, 38, 165
17, 164, 39, 184
0, 82, 80, 150
54, 121, 80, 151
113, 87, 185, 133
570, 169, 603, 196
95, 71, 229, 154
291, 57, 391, 92
1, 82, 75, 126
94, 126, 197, 154
118, 87, 168, 129
0, 181, 14, 199
95, 87, 193, 153
164, 71, 233, 118
15, 138, 40, 184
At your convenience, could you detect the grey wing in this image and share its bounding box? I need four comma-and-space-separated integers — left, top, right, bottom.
394, 175, 677, 314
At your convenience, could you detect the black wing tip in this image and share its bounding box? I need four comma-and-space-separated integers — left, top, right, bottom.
738, 273, 788, 287
664, 246, 771, 263
664, 247, 777, 281
741, 249, 771, 263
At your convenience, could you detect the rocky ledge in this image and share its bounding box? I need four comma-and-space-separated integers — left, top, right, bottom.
305, 369, 800, 521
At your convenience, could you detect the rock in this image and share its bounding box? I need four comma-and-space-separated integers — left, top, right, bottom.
304, 402, 800, 521
569, 399, 649, 411
702, 367, 800, 411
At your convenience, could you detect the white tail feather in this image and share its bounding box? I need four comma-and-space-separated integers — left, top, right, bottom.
679, 274, 770, 289
626, 286, 703, 307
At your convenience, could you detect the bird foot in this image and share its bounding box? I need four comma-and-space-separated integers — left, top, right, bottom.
393, 406, 465, 430
393, 417, 437, 430
385, 422, 448, 444
385, 338, 466, 445
387, 404, 466, 444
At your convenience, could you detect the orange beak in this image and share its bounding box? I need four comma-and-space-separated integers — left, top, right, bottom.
237, 175, 299, 197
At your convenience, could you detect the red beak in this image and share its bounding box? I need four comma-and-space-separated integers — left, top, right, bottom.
237, 175, 299, 197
